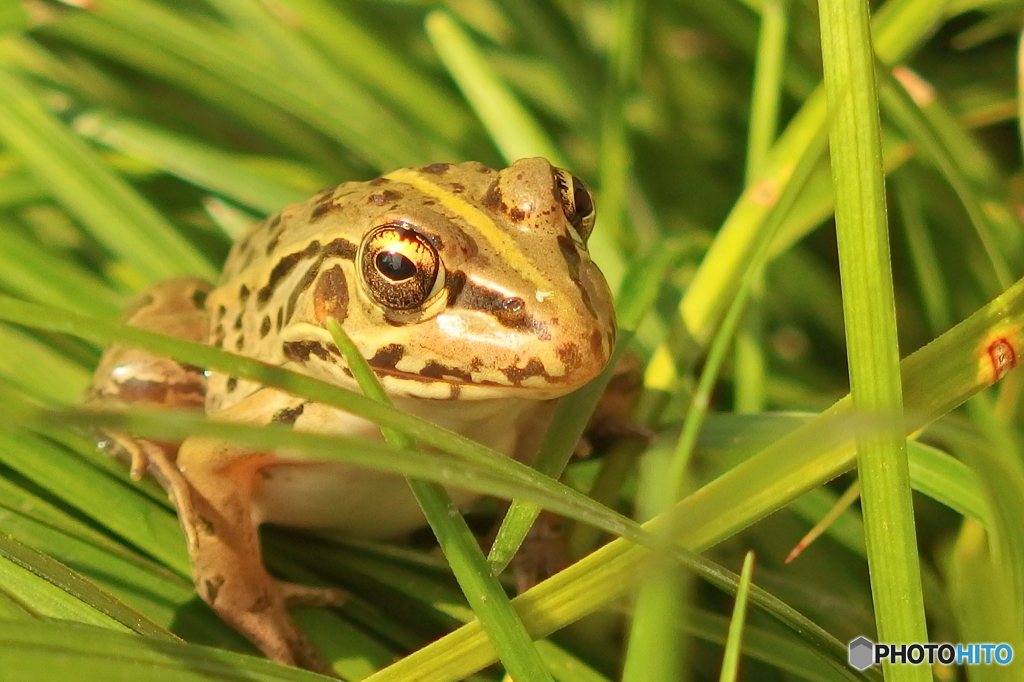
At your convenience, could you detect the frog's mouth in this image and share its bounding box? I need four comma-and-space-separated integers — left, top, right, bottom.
350, 317, 614, 399
365, 360, 595, 402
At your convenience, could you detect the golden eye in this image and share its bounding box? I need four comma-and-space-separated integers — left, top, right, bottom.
360, 224, 443, 310
554, 168, 597, 243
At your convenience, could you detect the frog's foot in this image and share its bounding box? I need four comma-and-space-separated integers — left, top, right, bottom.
174, 436, 336, 677
197, 568, 336, 676
128, 435, 184, 482
92, 429, 153, 481
274, 580, 348, 609
119, 434, 153, 481
128, 442, 150, 481
191, 503, 338, 677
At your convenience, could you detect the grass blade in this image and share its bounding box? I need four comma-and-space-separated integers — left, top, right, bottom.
326, 319, 555, 682
0, 65, 213, 280
822, 3, 930, 674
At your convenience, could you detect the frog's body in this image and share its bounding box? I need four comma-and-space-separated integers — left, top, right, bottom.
88, 158, 615, 674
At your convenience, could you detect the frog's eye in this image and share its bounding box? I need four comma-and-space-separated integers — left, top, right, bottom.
554, 168, 596, 244
360, 224, 444, 310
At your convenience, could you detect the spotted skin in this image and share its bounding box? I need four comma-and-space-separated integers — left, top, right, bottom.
86, 158, 616, 675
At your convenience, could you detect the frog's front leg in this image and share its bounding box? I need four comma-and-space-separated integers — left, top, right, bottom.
173, 392, 342, 676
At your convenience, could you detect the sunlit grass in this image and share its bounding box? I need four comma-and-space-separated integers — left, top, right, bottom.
0, 1, 1022, 681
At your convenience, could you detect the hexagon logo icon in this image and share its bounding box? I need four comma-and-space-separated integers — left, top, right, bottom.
849, 636, 875, 670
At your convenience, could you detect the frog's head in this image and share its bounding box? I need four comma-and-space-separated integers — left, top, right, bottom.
270, 158, 616, 400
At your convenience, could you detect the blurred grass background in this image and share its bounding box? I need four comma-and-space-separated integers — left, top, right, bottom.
0, 0, 1023, 680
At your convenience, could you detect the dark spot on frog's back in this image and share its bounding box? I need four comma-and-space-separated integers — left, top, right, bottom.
421, 162, 451, 175
196, 515, 217, 537
313, 265, 348, 324
368, 343, 405, 370
420, 360, 472, 382
264, 227, 285, 257
450, 182, 465, 194
310, 193, 341, 221
368, 190, 401, 206
204, 575, 224, 604
323, 237, 357, 260
458, 231, 479, 258
482, 181, 504, 211
237, 284, 249, 303
257, 240, 321, 307
226, 377, 238, 392
272, 402, 305, 425
190, 286, 209, 310
309, 204, 331, 222
236, 233, 252, 256
286, 262, 321, 323
509, 207, 527, 222
283, 340, 331, 363
248, 592, 272, 614
369, 177, 387, 186
260, 315, 271, 338
239, 248, 256, 274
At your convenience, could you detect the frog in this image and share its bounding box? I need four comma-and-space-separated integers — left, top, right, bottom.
86, 158, 617, 675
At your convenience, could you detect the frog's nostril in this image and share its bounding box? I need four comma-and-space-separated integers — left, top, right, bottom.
502, 297, 525, 312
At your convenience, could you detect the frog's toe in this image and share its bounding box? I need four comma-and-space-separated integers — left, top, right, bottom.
274, 580, 349, 609
122, 437, 152, 481
253, 624, 337, 677
288, 638, 338, 678
212, 584, 338, 677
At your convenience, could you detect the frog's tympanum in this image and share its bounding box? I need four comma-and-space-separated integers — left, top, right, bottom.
87, 158, 616, 674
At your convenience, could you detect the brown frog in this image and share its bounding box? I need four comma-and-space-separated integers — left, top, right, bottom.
87, 158, 616, 673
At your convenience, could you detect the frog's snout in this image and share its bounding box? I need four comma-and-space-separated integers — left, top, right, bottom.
432, 263, 615, 396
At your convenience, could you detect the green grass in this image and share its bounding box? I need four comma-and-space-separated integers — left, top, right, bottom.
1, 0, 1023, 680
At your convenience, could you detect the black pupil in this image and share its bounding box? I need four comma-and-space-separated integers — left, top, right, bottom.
376, 251, 416, 280
572, 176, 593, 218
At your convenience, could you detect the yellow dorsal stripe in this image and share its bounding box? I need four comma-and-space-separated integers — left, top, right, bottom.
384, 168, 552, 293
